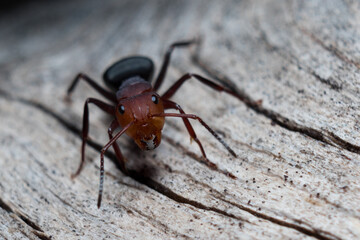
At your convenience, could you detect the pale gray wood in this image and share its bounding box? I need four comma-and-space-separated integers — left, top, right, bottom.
0, 0, 359, 239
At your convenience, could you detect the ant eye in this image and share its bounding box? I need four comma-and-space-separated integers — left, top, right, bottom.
118, 105, 125, 114
151, 95, 159, 104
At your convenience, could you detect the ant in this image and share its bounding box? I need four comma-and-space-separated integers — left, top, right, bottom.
67, 39, 250, 208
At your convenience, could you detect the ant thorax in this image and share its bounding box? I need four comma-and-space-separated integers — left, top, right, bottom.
116, 76, 152, 100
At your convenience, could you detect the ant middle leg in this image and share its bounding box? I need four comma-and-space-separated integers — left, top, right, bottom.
153, 39, 200, 91
67, 73, 117, 103
71, 98, 115, 179
161, 73, 251, 102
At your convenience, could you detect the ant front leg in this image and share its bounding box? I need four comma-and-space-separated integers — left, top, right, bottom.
71, 98, 115, 179
157, 101, 237, 170
67, 73, 117, 103
98, 121, 134, 208
162, 99, 216, 168
153, 39, 200, 91
108, 119, 128, 174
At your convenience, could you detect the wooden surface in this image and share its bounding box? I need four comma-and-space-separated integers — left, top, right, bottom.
1, 0, 360, 239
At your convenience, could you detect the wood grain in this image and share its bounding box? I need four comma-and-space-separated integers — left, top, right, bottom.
0, 0, 359, 239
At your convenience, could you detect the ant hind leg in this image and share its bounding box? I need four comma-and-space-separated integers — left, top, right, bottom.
153, 38, 200, 91
67, 73, 117, 103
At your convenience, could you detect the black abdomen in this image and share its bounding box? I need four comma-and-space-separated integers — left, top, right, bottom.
103, 56, 154, 91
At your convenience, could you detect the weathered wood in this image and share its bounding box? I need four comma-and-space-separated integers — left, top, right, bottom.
0, 0, 359, 239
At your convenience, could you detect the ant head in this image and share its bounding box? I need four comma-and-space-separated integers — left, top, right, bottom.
115, 92, 165, 150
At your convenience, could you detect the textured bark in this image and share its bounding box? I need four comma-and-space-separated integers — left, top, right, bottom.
0, 0, 359, 239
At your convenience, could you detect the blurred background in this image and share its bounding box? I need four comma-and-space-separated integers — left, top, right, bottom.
1, 1, 360, 239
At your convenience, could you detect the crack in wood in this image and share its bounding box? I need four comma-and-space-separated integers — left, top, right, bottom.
299, 26, 360, 70
162, 135, 237, 179
258, 30, 344, 91
91, 170, 197, 238
0, 198, 51, 240
191, 55, 360, 155
173, 135, 360, 220
126, 154, 340, 240
219, 197, 341, 240
18, 216, 44, 235
126, 169, 248, 222
0, 90, 344, 239
308, 70, 343, 91
118, 204, 193, 239
0, 198, 12, 213
158, 164, 343, 240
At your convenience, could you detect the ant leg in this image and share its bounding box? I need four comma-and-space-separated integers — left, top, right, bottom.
71, 98, 115, 179
108, 119, 128, 174
162, 73, 260, 106
153, 39, 199, 91
157, 112, 236, 156
162, 99, 215, 168
98, 121, 134, 208
67, 73, 117, 103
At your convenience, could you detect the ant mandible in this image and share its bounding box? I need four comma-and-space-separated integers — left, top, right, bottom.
67, 39, 247, 208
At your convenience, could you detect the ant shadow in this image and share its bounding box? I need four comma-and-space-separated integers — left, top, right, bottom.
125, 141, 160, 180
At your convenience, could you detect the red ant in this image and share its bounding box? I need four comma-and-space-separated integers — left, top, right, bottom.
67, 39, 248, 208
